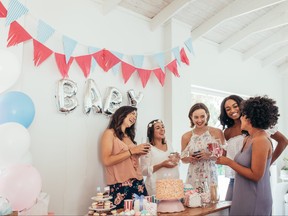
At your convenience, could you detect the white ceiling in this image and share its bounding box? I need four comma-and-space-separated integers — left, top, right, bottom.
92, 0, 288, 74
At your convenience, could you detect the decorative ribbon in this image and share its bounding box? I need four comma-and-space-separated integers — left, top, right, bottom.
133, 193, 145, 211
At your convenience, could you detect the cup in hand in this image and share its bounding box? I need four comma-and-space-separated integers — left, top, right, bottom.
169, 152, 179, 164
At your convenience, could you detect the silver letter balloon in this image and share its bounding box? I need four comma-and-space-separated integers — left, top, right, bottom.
56, 79, 78, 114
83, 79, 103, 114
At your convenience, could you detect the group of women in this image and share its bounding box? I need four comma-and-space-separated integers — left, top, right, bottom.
100, 94, 288, 215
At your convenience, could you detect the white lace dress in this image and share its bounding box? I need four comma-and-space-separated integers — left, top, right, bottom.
140, 142, 179, 195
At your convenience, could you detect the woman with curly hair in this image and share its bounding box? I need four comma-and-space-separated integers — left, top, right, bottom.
217, 95, 279, 215
219, 95, 288, 201
101, 106, 150, 209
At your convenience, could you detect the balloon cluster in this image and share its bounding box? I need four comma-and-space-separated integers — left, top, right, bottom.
56, 78, 144, 116
0, 50, 41, 212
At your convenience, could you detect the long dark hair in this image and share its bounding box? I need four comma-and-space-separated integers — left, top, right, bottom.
219, 95, 244, 129
108, 106, 137, 144
147, 119, 166, 145
188, 103, 210, 128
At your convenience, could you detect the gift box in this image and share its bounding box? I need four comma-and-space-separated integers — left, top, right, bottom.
184, 190, 202, 208
133, 194, 147, 212
144, 202, 157, 215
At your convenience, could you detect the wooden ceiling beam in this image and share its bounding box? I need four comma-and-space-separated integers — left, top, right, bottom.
262, 45, 288, 67
191, 0, 287, 40
220, 2, 288, 52
243, 27, 288, 61
150, 0, 192, 31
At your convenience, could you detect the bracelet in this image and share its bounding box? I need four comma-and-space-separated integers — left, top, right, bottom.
128, 149, 132, 156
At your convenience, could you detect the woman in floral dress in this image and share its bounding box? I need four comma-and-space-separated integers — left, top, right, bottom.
181, 103, 225, 188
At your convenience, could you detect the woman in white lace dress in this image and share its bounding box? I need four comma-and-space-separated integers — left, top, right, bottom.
140, 119, 179, 195
219, 94, 288, 201
181, 103, 225, 189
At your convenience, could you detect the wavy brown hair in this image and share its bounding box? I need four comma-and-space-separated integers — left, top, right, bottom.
188, 103, 210, 128
108, 106, 137, 144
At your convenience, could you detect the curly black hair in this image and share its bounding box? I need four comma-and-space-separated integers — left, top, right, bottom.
108, 106, 137, 144
240, 95, 279, 129
219, 95, 244, 129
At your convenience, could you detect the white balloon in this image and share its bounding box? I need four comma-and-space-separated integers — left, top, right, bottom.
0, 122, 30, 167
83, 79, 103, 114
56, 79, 78, 114
127, 89, 144, 107
0, 49, 21, 94
103, 87, 123, 116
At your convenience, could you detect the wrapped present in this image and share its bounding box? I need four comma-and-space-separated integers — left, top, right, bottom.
184, 183, 193, 193
144, 202, 157, 215
133, 194, 147, 212
184, 190, 202, 208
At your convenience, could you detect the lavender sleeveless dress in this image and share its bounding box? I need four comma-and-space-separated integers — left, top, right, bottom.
230, 142, 272, 215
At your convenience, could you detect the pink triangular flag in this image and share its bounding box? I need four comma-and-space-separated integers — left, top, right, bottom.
92, 49, 105, 71
33, 39, 53, 66
7, 21, 32, 47
153, 68, 166, 86
103, 49, 121, 72
121, 62, 136, 83
54, 53, 74, 78
138, 69, 152, 88
180, 47, 190, 65
0, 2, 7, 17
75, 55, 92, 78
166, 60, 180, 77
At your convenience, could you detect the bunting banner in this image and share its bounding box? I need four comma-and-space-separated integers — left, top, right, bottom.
0, 0, 194, 88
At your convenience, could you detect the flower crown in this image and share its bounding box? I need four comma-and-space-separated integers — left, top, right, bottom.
148, 119, 162, 128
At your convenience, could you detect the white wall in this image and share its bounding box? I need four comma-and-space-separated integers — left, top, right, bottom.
0, 0, 287, 215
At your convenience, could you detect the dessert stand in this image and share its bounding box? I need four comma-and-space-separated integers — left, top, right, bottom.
89, 196, 116, 214
157, 198, 185, 213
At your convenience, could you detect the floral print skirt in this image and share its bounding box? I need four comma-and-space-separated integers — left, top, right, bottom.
109, 178, 148, 209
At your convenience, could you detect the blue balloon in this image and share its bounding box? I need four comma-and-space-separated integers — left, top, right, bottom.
0, 91, 35, 128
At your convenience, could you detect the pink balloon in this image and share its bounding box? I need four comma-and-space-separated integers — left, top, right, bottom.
0, 165, 42, 211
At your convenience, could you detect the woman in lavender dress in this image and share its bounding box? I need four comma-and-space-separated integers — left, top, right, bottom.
217, 96, 279, 215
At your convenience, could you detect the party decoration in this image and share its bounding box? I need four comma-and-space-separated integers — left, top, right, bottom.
56, 79, 78, 114
33, 39, 53, 66
0, 91, 35, 128
0, 2, 193, 87
127, 89, 143, 107
103, 87, 122, 116
7, 21, 32, 47
0, 122, 30, 168
0, 49, 21, 93
83, 79, 103, 114
0, 165, 42, 211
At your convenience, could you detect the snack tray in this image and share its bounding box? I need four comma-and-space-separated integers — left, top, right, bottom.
89, 205, 116, 212
91, 196, 112, 201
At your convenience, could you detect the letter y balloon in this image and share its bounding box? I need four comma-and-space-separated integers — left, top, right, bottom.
127, 89, 143, 107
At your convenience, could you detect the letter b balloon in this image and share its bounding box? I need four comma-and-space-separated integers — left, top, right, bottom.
0, 91, 35, 128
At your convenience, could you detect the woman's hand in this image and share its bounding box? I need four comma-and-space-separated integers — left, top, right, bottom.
161, 159, 178, 168
216, 156, 232, 165
130, 143, 151, 155
181, 155, 199, 164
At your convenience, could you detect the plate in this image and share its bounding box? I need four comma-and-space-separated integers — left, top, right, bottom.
91, 196, 112, 201
88, 205, 116, 212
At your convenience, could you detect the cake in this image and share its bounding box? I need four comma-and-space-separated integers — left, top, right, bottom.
156, 179, 184, 200
184, 191, 202, 208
